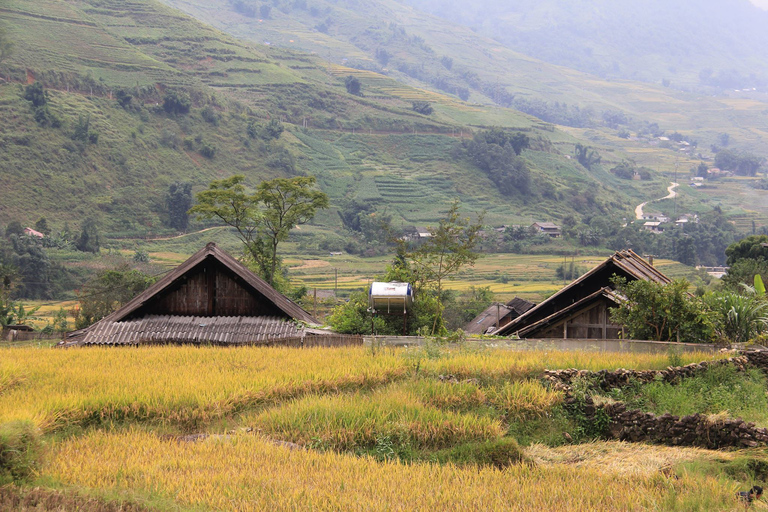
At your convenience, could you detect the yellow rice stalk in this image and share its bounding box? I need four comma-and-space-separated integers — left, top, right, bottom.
0, 346, 725, 433
45, 429, 746, 511
486, 380, 564, 420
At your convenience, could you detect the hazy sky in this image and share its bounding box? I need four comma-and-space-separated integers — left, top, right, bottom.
750, 0, 768, 8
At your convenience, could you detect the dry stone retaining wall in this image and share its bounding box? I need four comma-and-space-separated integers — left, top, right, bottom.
548, 350, 768, 449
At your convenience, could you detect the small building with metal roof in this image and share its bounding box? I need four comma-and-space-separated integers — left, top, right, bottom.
63, 242, 323, 346
496, 250, 671, 339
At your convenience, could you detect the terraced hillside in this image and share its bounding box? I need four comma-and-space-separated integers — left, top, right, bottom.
161, 0, 768, 157
0, 0, 662, 234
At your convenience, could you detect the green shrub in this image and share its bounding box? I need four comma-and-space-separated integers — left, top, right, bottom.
0, 421, 42, 484
433, 438, 527, 469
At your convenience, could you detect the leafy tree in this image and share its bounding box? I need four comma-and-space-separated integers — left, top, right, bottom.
375, 48, 390, 65
722, 259, 768, 291
162, 89, 191, 115
464, 136, 531, 195
609, 277, 713, 343
0, 264, 17, 326
405, 200, 483, 334
165, 182, 193, 231
725, 235, 768, 266
264, 119, 284, 140
246, 119, 283, 140
260, 4, 272, 18
610, 161, 635, 179
199, 143, 216, 159
574, 143, 601, 170
440, 56, 453, 70
34, 218, 50, 236
715, 150, 764, 176
345, 76, 362, 96
411, 101, 434, 115
676, 235, 696, 266
0, 301, 40, 328
5, 221, 23, 238
75, 218, 100, 253
72, 114, 98, 144
255, 176, 330, 286
115, 89, 132, 109
190, 175, 329, 287
338, 200, 392, 244
73, 267, 155, 329
4, 235, 52, 299
200, 105, 219, 125
442, 286, 494, 330
23, 83, 47, 108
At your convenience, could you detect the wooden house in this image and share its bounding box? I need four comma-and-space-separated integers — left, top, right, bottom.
531, 222, 561, 237
463, 297, 535, 335
63, 243, 324, 346
495, 250, 671, 339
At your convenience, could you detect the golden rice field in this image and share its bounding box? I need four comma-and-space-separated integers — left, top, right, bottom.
46, 430, 748, 511
2, 345, 759, 511
0, 345, 720, 433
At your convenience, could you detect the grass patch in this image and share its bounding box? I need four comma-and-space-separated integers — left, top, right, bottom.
0, 421, 42, 484
431, 438, 528, 469
606, 365, 768, 426
245, 386, 505, 452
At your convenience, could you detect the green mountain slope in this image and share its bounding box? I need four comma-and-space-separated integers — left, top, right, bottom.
159, 0, 768, 156
0, 0, 661, 235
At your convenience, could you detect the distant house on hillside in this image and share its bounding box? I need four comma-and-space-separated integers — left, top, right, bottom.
463, 297, 535, 335
23, 227, 44, 238
63, 243, 327, 347
530, 222, 561, 238
675, 214, 698, 226
643, 221, 664, 233
495, 250, 671, 340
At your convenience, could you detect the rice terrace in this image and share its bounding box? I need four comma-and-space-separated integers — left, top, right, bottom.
4, 343, 768, 511
7, 0, 768, 510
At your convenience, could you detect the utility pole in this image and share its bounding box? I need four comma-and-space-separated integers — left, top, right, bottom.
674, 159, 678, 217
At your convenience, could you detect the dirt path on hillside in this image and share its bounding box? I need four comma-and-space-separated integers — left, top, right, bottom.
143, 226, 224, 241
634, 182, 679, 220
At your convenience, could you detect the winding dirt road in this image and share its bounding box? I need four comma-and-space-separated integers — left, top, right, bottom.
635, 182, 679, 220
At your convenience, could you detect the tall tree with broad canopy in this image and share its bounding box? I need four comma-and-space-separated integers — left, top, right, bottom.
190, 175, 328, 288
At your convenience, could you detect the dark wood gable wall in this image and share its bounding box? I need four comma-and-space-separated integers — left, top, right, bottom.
127, 257, 286, 318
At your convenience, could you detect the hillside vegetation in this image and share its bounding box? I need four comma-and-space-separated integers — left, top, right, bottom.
0, 0, 663, 235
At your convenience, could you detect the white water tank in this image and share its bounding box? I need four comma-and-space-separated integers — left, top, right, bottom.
369, 282, 413, 314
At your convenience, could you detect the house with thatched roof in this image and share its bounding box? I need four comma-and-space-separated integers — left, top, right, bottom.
63, 243, 325, 346
495, 250, 671, 339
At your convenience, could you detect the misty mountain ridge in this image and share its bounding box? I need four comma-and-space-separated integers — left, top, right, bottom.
400, 0, 768, 88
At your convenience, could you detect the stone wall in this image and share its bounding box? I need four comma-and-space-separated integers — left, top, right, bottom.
543, 356, 749, 393
549, 350, 768, 449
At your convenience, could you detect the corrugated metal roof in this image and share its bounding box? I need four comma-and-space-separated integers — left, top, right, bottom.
506, 297, 536, 316
464, 303, 513, 335
63, 243, 323, 347
64, 315, 306, 346
497, 250, 670, 336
